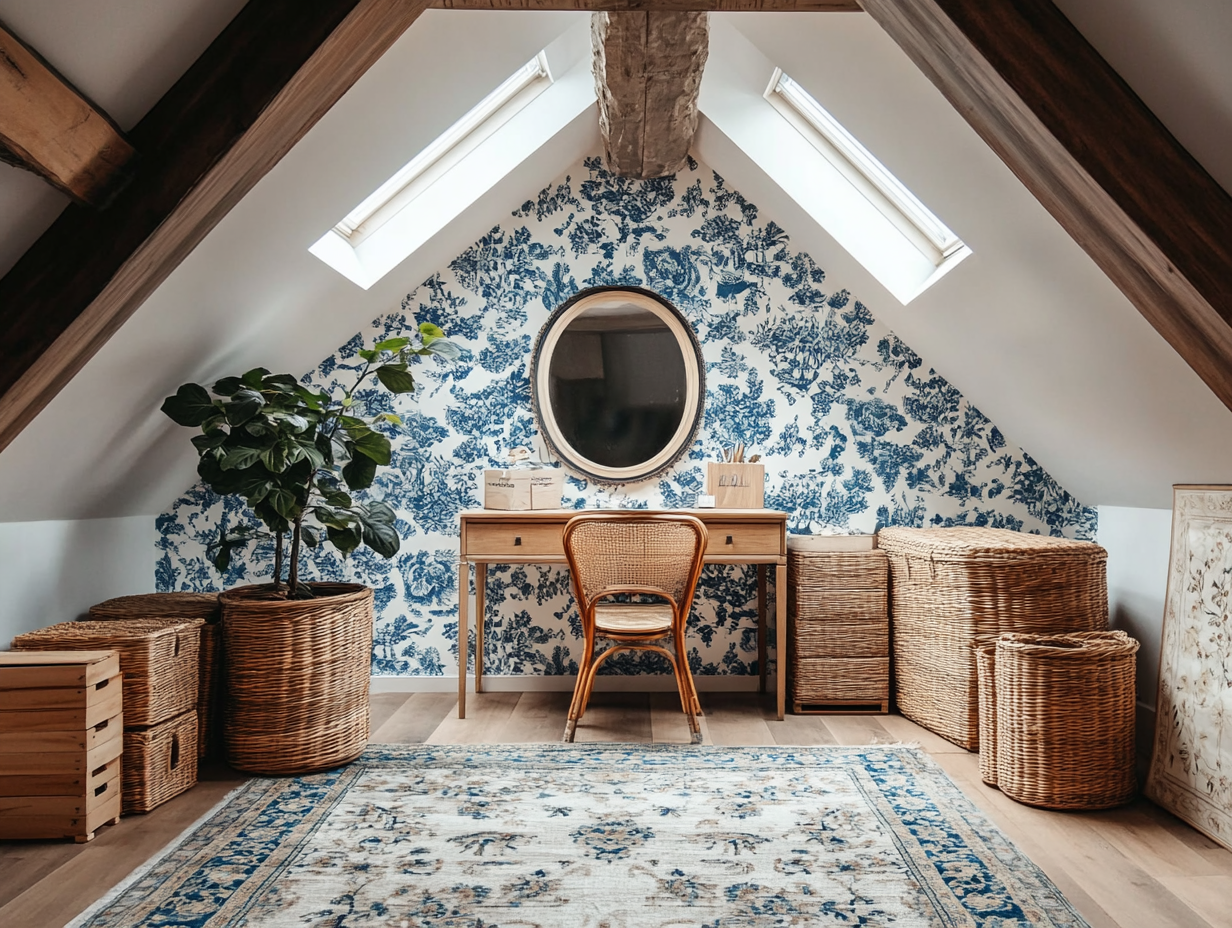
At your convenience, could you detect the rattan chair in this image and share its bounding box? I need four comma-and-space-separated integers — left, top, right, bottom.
561, 512, 708, 744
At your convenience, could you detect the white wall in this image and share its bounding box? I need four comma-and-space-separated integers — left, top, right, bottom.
1097, 504, 1172, 757
0, 516, 154, 647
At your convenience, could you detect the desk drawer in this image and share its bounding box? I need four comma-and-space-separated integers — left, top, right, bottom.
465, 522, 563, 559
704, 522, 782, 557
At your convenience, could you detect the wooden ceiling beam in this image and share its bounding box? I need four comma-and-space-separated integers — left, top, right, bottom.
432, 1, 862, 10
0, 0, 430, 454
0, 23, 134, 205
860, 0, 1232, 413
592, 10, 709, 178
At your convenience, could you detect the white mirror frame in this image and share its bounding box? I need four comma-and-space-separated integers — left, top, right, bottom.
531, 286, 705, 484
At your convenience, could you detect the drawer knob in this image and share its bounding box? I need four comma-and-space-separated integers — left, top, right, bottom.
514, 536, 522, 546
726, 535, 734, 545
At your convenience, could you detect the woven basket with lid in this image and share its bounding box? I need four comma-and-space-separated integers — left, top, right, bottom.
11, 618, 203, 728
878, 526, 1107, 750
88, 592, 222, 760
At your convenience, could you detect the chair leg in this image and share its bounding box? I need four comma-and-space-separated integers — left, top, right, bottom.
672, 629, 703, 743
564, 626, 597, 741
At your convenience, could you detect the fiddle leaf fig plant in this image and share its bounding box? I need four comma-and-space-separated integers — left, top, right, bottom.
161, 322, 459, 597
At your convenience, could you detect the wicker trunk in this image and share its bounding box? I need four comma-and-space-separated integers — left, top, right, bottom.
89, 592, 222, 761
878, 527, 1108, 750
788, 549, 889, 713
122, 710, 199, 814
220, 583, 373, 775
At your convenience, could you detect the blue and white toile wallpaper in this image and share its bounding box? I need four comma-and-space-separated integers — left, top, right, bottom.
157, 154, 1096, 678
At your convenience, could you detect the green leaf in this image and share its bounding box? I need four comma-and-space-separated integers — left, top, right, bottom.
341, 453, 377, 490
374, 336, 411, 352
301, 525, 321, 548
266, 487, 297, 520
419, 322, 446, 341
294, 386, 324, 410
161, 383, 215, 427
296, 439, 324, 470
276, 413, 310, 432
311, 506, 352, 531
225, 389, 265, 426
262, 373, 299, 392
326, 523, 363, 558
220, 446, 264, 471
241, 367, 270, 389
364, 499, 397, 524
323, 489, 353, 508
427, 338, 461, 361
260, 439, 290, 473
339, 416, 367, 431
353, 430, 391, 465
359, 515, 400, 557
358, 348, 378, 363
190, 428, 228, 452
373, 413, 402, 427
244, 419, 271, 437
212, 376, 244, 396
375, 365, 416, 393
315, 432, 334, 467
212, 541, 233, 573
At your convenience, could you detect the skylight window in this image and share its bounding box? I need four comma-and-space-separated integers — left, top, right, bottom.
333, 52, 553, 245
765, 68, 968, 272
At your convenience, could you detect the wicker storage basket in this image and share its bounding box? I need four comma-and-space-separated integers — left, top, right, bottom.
87, 592, 223, 761
122, 709, 198, 814
994, 631, 1138, 809
789, 550, 889, 713
11, 619, 203, 727
220, 583, 373, 775
974, 637, 999, 786
878, 527, 1108, 749
89, 592, 220, 623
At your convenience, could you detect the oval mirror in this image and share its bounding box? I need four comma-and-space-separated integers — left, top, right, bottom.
532, 286, 704, 484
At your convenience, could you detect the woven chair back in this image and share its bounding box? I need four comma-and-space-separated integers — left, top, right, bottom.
563, 514, 708, 609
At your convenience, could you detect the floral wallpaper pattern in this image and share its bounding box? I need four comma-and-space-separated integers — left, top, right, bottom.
157, 155, 1096, 678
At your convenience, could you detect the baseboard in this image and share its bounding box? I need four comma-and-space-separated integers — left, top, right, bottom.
370, 674, 774, 694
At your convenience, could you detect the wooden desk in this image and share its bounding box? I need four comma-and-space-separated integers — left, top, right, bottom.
457, 508, 789, 720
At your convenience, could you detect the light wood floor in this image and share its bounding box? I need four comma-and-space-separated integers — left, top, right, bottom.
2, 691, 1230, 928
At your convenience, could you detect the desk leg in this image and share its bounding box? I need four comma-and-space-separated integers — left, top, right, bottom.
757, 566, 767, 695
775, 563, 787, 720
457, 561, 469, 719
475, 563, 487, 694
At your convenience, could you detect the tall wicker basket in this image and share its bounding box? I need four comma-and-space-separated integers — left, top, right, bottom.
89, 593, 222, 760
878, 527, 1108, 749
220, 583, 373, 775
994, 631, 1138, 809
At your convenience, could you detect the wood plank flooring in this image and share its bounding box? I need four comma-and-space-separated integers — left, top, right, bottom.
2, 692, 1230, 928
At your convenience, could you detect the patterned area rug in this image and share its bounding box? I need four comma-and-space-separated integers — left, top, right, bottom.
72, 744, 1088, 927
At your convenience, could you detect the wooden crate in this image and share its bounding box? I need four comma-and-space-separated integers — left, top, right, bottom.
788, 550, 890, 713
0, 651, 124, 842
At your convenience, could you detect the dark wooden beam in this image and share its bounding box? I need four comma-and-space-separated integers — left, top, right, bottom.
0, 23, 134, 205
433, 1, 861, 9
592, 11, 709, 178
860, 0, 1232, 412
0, 0, 430, 454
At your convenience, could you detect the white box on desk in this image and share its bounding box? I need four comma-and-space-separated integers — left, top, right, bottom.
483, 468, 565, 510
483, 470, 531, 510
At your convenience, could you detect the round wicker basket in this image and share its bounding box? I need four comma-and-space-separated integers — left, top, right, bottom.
219, 583, 373, 775
994, 630, 1138, 810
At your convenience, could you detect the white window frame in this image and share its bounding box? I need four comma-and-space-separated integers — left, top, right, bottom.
765, 68, 967, 269
334, 52, 553, 246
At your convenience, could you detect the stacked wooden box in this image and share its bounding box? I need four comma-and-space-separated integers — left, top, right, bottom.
0, 651, 124, 842
12, 619, 204, 813
788, 546, 890, 713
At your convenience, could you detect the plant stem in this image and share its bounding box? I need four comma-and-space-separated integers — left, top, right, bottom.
273, 532, 284, 589
288, 515, 303, 596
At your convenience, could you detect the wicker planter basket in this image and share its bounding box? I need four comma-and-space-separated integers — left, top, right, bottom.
11, 619, 203, 727
878, 527, 1108, 749
220, 583, 373, 775
994, 631, 1138, 809
122, 709, 199, 814
87, 592, 223, 761
974, 637, 999, 786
